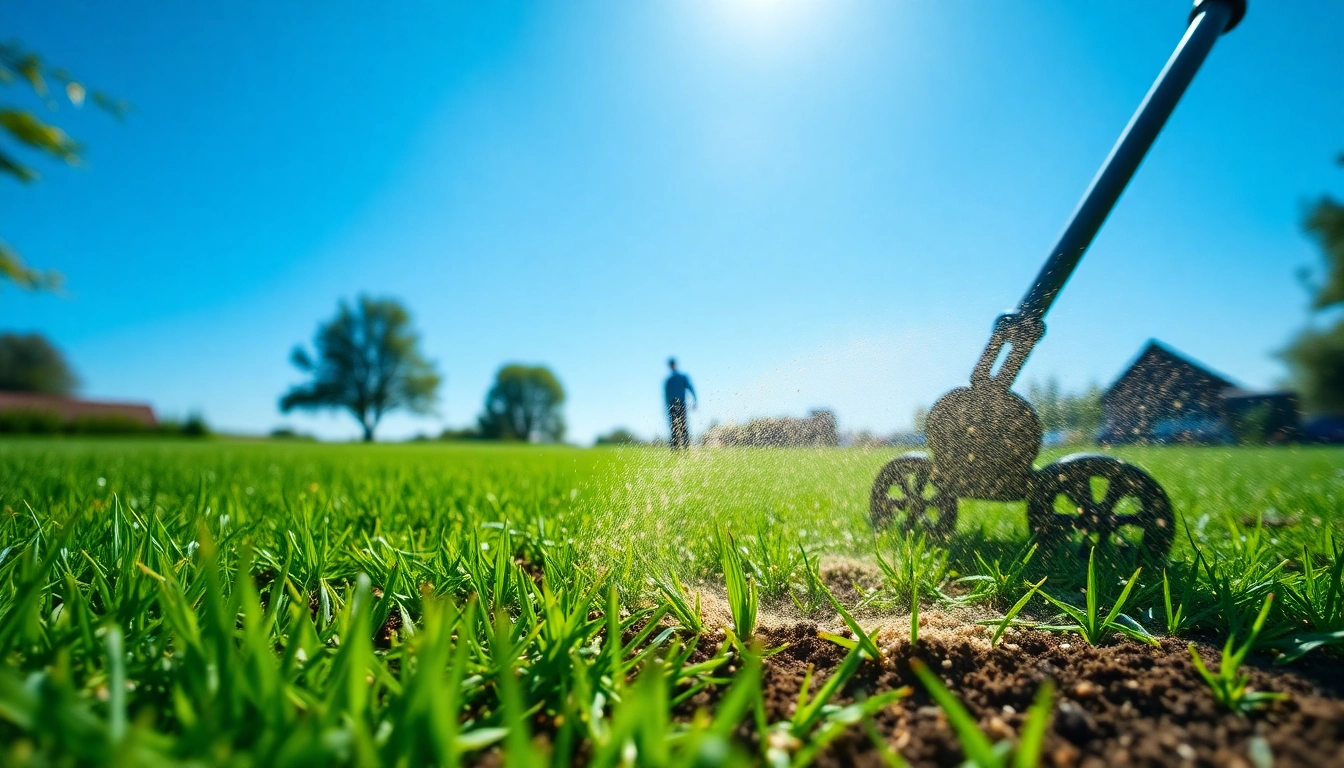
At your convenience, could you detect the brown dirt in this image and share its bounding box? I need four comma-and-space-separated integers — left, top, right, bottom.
749, 623, 1344, 767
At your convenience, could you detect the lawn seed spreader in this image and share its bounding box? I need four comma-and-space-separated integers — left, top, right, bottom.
869, 0, 1246, 560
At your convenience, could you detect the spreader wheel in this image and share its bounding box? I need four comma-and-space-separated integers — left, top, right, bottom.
1028, 454, 1174, 560
869, 452, 957, 539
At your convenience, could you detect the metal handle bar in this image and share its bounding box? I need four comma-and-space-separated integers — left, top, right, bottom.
970, 0, 1244, 390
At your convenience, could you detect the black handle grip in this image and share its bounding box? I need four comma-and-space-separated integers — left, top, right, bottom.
1192, 0, 1247, 33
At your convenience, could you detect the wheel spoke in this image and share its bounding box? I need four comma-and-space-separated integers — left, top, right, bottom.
1098, 478, 1126, 515
1029, 457, 1174, 561
894, 471, 918, 501
871, 455, 956, 539
1066, 475, 1094, 512
914, 460, 931, 487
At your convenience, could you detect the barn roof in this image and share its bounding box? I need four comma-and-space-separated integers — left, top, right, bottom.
0, 391, 157, 426
1102, 340, 1239, 403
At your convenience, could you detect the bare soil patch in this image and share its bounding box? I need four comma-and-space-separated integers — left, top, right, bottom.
746, 624, 1344, 767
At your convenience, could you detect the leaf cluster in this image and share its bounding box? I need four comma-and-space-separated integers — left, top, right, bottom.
281, 296, 441, 441
1038, 548, 1157, 646
2, 41, 127, 291
1189, 595, 1288, 715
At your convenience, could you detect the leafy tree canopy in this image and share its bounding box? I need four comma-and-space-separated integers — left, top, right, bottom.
1283, 320, 1344, 416
477, 364, 566, 443
0, 332, 78, 394
1303, 154, 1344, 311
2, 41, 127, 291
1283, 153, 1344, 415
280, 296, 440, 442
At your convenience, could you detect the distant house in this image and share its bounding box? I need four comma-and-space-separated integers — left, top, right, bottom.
701, 409, 839, 448
0, 391, 157, 429
1099, 341, 1298, 445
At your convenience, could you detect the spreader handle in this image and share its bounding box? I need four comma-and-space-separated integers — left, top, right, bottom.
1192, 0, 1246, 32
967, 0, 1242, 392
1015, 0, 1241, 324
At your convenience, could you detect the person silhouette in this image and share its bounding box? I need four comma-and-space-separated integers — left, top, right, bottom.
664, 358, 696, 450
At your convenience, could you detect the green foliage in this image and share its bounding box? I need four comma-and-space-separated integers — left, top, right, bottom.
0, 411, 205, 437
1189, 595, 1287, 715
912, 406, 929, 434
816, 577, 882, 660
768, 643, 910, 767
909, 659, 1054, 768
69, 415, 149, 435
1193, 521, 1287, 637
1, 42, 126, 292
987, 577, 1047, 647
1228, 402, 1273, 445
594, 427, 642, 445
477, 364, 566, 442
1025, 378, 1103, 438
873, 531, 948, 613
1283, 153, 1344, 415
1303, 163, 1344, 312
1276, 537, 1344, 662
0, 332, 78, 394
0, 408, 63, 434
741, 525, 804, 602
1281, 317, 1344, 416
790, 544, 827, 617
0, 441, 1343, 764
653, 569, 704, 636
437, 426, 482, 441
719, 530, 758, 643
1163, 564, 1199, 636
1039, 548, 1157, 646
0, 444, 770, 765
956, 539, 1039, 607
281, 296, 441, 442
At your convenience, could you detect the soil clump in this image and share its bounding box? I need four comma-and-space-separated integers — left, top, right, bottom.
747, 623, 1344, 767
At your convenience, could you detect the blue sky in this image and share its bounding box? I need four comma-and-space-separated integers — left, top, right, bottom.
3, 0, 1342, 443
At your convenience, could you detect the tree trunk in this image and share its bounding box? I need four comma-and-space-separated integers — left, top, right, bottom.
362, 422, 375, 442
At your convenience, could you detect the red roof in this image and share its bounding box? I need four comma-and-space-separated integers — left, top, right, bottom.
0, 391, 157, 427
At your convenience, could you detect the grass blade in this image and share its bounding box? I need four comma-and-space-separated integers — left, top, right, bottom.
1013, 679, 1054, 768
909, 659, 998, 766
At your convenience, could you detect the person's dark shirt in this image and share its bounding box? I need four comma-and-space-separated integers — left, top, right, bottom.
665, 372, 695, 406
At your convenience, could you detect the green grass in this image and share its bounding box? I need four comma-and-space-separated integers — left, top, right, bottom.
909, 659, 1054, 768
1038, 547, 1156, 646
0, 440, 1342, 765
1188, 594, 1287, 715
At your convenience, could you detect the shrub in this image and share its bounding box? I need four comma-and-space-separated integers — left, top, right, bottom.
595, 427, 642, 446
0, 409, 62, 434
69, 415, 149, 435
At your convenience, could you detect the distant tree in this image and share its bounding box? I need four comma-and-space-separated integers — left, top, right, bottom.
280, 296, 441, 442
1303, 158, 1344, 312
1026, 377, 1103, 437
269, 426, 317, 441
477, 365, 566, 442
2, 42, 127, 291
438, 426, 482, 441
1282, 322, 1344, 415
0, 332, 78, 394
912, 406, 929, 434
595, 427, 641, 446
1282, 154, 1344, 415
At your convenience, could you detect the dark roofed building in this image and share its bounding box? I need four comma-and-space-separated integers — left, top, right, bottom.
1099, 341, 1298, 445
0, 391, 157, 429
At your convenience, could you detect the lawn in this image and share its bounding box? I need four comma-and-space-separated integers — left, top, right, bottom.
1, 440, 1342, 766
